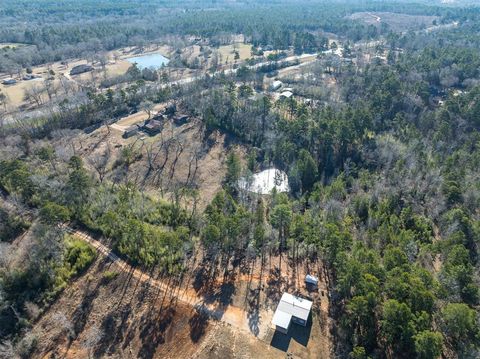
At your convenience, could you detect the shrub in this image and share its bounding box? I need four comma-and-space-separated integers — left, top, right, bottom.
102, 270, 119, 283
64, 237, 96, 277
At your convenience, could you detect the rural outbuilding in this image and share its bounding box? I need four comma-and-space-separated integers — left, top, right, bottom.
173, 114, 189, 125
2, 78, 16, 85
272, 293, 313, 334
305, 274, 319, 287
70, 64, 94, 76
143, 119, 163, 136
270, 80, 283, 91
123, 125, 139, 138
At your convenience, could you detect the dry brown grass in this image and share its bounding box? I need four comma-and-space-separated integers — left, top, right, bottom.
217, 43, 252, 64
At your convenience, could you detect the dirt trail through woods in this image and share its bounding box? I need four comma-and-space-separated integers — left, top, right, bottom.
63, 226, 266, 336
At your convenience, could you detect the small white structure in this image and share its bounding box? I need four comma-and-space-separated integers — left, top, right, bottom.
238, 168, 289, 195
2, 78, 16, 85
305, 274, 319, 287
270, 80, 283, 91
272, 293, 313, 334
280, 90, 293, 99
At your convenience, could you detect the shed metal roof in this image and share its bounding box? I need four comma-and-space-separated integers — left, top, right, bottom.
272, 293, 313, 330
272, 309, 292, 329
305, 274, 319, 285
277, 293, 312, 321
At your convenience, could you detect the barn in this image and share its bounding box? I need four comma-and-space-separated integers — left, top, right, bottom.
271, 293, 312, 334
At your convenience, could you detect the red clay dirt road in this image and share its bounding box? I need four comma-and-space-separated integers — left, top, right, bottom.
63, 226, 268, 336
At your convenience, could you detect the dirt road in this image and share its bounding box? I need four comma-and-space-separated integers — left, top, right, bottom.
63, 226, 273, 338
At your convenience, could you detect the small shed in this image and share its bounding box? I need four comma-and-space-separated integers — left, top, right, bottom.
280, 90, 293, 99
305, 274, 319, 287
123, 125, 139, 139
173, 114, 189, 126
22, 74, 37, 81
151, 113, 165, 122
2, 78, 16, 85
270, 80, 283, 91
70, 64, 94, 76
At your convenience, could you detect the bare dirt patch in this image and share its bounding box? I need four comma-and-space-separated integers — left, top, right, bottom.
349, 12, 438, 32
65, 118, 227, 210
30, 257, 213, 359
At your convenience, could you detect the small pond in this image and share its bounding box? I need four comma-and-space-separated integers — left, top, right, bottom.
127, 53, 169, 69
238, 168, 290, 195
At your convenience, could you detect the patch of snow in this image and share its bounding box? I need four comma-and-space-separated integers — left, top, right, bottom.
238, 168, 289, 195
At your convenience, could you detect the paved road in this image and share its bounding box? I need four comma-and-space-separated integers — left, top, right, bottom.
4, 52, 319, 126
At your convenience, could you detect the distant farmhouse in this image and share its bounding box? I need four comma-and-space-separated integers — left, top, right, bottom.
272, 293, 313, 334
142, 119, 163, 136
70, 64, 94, 76
121, 110, 190, 139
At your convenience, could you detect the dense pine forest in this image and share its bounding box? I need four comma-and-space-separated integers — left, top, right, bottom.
0, 0, 479, 358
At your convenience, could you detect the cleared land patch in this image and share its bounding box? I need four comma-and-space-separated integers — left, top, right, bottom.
349, 12, 438, 32
217, 43, 252, 64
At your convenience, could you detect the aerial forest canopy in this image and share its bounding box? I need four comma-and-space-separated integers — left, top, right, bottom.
1, 0, 477, 71
0, 0, 479, 358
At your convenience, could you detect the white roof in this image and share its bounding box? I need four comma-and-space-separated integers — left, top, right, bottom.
272, 293, 313, 330
305, 274, 319, 285
272, 309, 292, 329
280, 91, 293, 98
272, 80, 282, 86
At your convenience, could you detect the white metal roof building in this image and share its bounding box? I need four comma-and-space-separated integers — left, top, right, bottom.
305, 274, 319, 286
272, 293, 313, 334
280, 90, 293, 99
270, 80, 283, 91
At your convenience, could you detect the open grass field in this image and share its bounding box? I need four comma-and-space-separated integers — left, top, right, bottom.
0, 45, 172, 110
217, 43, 252, 64
0, 78, 46, 108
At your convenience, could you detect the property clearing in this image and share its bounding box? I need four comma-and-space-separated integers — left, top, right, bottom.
217, 43, 253, 64
58, 225, 332, 358
349, 12, 439, 32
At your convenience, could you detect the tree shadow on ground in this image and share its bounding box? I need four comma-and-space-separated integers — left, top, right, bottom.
265, 267, 284, 308
135, 280, 152, 305
189, 307, 209, 342
217, 281, 235, 306
71, 283, 100, 338
192, 265, 208, 293
137, 306, 175, 359
94, 303, 132, 357
246, 287, 261, 336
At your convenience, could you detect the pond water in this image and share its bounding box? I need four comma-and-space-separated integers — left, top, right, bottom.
238, 168, 289, 195
126, 53, 169, 69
